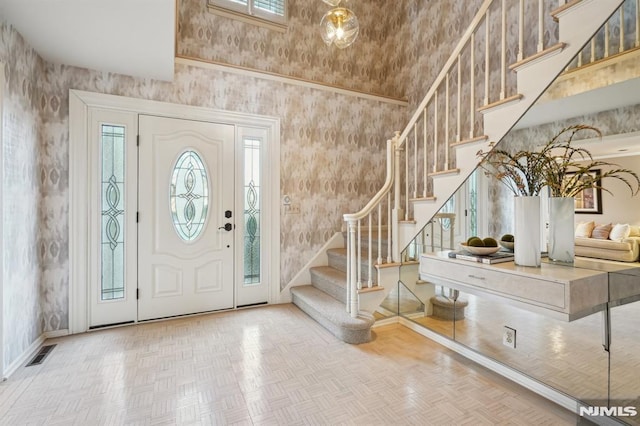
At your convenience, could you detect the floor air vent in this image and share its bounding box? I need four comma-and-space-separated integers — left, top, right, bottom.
26, 344, 56, 367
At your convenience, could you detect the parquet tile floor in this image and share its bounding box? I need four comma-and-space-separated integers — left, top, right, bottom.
0, 304, 578, 425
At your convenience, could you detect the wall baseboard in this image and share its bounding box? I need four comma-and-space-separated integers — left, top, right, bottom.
3, 334, 45, 380
44, 329, 69, 339
371, 316, 399, 328
2, 329, 69, 379
279, 232, 344, 303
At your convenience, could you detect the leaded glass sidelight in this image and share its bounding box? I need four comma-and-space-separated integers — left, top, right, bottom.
170, 150, 209, 241
101, 125, 126, 300
244, 139, 261, 285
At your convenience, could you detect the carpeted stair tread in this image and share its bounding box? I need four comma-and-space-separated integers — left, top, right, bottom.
310, 266, 347, 303
291, 285, 374, 344
327, 248, 378, 284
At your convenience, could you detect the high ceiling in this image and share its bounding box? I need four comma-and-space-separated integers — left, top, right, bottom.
0, 0, 638, 159
0, 0, 175, 81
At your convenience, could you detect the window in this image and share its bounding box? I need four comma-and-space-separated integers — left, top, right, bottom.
208, 0, 287, 28
170, 150, 210, 242
243, 138, 261, 285
100, 124, 126, 300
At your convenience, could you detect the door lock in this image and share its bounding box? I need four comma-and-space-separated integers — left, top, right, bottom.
225, 210, 232, 218
218, 223, 233, 231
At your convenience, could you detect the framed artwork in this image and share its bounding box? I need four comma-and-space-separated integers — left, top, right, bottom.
570, 169, 603, 214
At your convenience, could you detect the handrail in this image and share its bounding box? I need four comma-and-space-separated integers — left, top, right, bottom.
343, 138, 395, 222
397, 0, 495, 147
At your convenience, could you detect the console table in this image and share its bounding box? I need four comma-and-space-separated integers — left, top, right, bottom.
419, 252, 610, 321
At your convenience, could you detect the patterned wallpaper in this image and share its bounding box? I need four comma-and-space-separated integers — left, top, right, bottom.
178, 0, 408, 98
37, 59, 406, 330
0, 23, 44, 370
2, 0, 618, 366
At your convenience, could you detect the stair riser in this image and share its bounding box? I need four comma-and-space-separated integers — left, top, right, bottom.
290, 286, 374, 345
341, 235, 390, 259
310, 269, 347, 304
327, 252, 378, 285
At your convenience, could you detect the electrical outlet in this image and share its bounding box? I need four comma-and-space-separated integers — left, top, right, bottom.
503, 326, 516, 349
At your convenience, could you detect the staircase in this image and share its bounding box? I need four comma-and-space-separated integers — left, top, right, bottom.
290, 231, 386, 344
289, 0, 625, 344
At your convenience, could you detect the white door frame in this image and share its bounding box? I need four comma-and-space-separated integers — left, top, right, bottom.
0, 62, 5, 375
69, 90, 281, 334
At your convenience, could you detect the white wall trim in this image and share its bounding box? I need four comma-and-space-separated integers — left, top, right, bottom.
2, 334, 45, 380
0, 61, 4, 376
43, 329, 69, 339
0, 61, 5, 371
69, 89, 281, 333
371, 316, 399, 328
175, 56, 409, 107
278, 232, 344, 303
2, 329, 68, 379
69, 91, 90, 334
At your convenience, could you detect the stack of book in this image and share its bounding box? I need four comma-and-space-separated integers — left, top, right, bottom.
448, 250, 515, 264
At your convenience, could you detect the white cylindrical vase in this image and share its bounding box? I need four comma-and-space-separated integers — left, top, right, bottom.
514, 196, 541, 267
548, 197, 575, 263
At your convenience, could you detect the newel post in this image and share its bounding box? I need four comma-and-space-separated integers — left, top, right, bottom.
391, 131, 402, 263
347, 219, 358, 317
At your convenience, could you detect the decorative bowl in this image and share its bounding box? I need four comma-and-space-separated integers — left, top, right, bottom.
459, 243, 501, 255
499, 240, 515, 251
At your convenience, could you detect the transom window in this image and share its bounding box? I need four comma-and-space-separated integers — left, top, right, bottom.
208, 0, 287, 28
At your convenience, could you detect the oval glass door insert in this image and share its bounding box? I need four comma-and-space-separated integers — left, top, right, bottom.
170, 150, 209, 241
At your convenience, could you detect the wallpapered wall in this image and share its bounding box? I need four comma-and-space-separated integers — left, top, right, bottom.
3, 0, 425, 367
0, 24, 44, 370
0, 0, 589, 369
178, 0, 407, 98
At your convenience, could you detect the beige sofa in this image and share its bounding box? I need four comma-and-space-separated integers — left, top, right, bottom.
575, 236, 640, 262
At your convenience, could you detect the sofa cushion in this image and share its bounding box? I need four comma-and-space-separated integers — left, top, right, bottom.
630, 225, 640, 237
575, 237, 633, 251
575, 221, 595, 238
591, 223, 612, 239
575, 245, 638, 262
610, 224, 631, 241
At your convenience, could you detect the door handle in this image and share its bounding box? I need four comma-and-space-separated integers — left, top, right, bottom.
218, 223, 233, 231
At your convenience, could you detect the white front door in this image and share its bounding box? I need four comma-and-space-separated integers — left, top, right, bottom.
137, 115, 235, 320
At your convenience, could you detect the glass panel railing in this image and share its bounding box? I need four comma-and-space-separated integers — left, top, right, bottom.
377, 283, 400, 319
396, 280, 427, 320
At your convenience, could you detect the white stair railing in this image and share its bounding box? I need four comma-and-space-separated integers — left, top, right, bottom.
567, 0, 639, 72
342, 0, 616, 318
344, 140, 394, 316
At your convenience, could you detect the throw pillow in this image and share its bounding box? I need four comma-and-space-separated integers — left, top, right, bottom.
575, 221, 595, 238
591, 223, 612, 240
630, 225, 640, 237
609, 223, 631, 241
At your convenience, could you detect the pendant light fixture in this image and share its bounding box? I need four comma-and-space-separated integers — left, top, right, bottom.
320, 1, 359, 49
